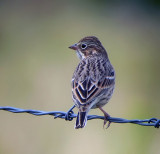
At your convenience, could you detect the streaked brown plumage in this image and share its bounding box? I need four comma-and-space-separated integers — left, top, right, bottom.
69, 36, 115, 129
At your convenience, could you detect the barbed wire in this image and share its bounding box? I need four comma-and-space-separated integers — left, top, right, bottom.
0, 106, 159, 128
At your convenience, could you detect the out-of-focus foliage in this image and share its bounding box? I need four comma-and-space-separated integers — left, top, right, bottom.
0, 1, 160, 154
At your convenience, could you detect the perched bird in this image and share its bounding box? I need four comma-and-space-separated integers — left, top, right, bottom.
69, 36, 115, 129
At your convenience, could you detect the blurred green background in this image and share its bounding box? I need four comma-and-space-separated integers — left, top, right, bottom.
0, 0, 160, 154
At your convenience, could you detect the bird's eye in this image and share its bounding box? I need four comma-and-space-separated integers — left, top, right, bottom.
81, 43, 87, 49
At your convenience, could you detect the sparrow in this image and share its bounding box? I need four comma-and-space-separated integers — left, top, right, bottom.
69, 36, 115, 129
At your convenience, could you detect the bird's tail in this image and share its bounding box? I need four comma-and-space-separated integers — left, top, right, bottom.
75, 111, 87, 129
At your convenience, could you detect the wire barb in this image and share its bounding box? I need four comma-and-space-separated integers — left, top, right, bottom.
0, 106, 159, 128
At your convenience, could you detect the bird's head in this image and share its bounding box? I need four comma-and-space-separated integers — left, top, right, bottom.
69, 36, 107, 60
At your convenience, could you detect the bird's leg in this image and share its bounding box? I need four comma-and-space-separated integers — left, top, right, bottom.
99, 107, 111, 129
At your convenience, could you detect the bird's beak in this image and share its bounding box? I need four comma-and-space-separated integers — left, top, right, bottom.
69, 44, 78, 50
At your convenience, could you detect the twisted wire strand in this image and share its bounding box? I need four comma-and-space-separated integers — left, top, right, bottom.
0, 106, 159, 128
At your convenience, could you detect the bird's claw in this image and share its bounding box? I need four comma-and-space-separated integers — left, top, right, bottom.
103, 115, 111, 129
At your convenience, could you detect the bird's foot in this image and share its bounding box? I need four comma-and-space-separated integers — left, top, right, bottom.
65, 105, 75, 121
103, 114, 111, 129
99, 107, 111, 129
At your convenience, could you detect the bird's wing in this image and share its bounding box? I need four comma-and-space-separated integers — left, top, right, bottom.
72, 73, 115, 105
